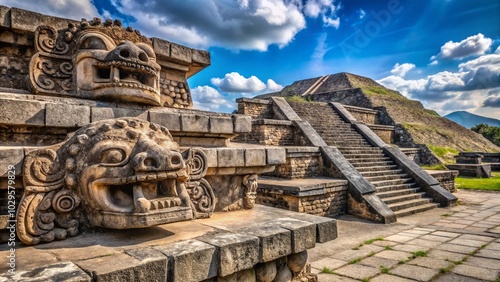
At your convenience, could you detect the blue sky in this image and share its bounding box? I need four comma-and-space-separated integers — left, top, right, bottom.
4, 0, 500, 118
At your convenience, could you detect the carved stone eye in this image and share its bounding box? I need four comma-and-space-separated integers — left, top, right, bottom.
80, 36, 107, 50
100, 148, 126, 164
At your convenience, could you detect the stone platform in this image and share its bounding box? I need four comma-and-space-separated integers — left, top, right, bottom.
0, 205, 337, 281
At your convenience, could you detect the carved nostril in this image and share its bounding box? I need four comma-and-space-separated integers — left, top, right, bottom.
144, 157, 157, 168
171, 155, 181, 165
119, 49, 130, 58
138, 52, 148, 62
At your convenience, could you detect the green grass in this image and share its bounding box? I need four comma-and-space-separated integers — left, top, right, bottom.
398, 260, 408, 264
421, 164, 448, 170
428, 145, 459, 161
361, 278, 371, 282
385, 245, 393, 250
348, 257, 363, 264
411, 251, 428, 258
285, 95, 311, 103
441, 213, 452, 217
320, 266, 335, 274
380, 266, 391, 274
368, 252, 376, 257
364, 237, 384, 245
455, 173, 500, 191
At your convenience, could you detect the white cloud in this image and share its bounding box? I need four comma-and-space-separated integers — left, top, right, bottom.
304, 0, 340, 28
358, 9, 366, 19
430, 33, 493, 62
390, 63, 416, 77
2, 0, 99, 19
191, 86, 235, 112
108, 0, 309, 51
211, 72, 283, 93
379, 49, 500, 117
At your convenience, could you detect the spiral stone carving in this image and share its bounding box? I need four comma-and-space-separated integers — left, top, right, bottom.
52, 190, 80, 213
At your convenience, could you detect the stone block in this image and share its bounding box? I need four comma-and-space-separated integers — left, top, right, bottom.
0, 147, 23, 177
294, 214, 338, 243
152, 38, 171, 59
245, 148, 267, 167
170, 42, 192, 64
76, 253, 165, 282
273, 218, 316, 253
209, 116, 233, 134
45, 103, 90, 127
238, 224, 292, 262
149, 111, 181, 131
125, 248, 168, 281
266, 148, 286, 165
180, 114, 209, 132
0, 6, 11, 28
218, 148, 245, 167
10, 7, 79, 33
233, 115, 252, 133
202, 148, 218, 167
155, 239, 217, 282
1, 262, 91, 281
91, 107, 148, 122
198, 233, 260, 277
192, 49, 210, 65
391, 264, 440, 281
0, 99, 45, 126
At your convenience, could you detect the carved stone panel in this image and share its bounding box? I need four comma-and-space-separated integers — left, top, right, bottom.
17, 118, 214, 245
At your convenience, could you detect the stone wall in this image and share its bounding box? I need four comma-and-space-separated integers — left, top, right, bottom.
257, 185, 348, 217
265, 148, 323, 179
368, 124, 395, 144
427, 170, 459, 193
400, 148, 421, 164
344, 105, 378, 124
236, 98, 273, 119
235, 120, 297, 146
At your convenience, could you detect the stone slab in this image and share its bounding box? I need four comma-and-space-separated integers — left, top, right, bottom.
232, 115, 251, 133
244, 148, 267, 167
408, 257, 451, 270
391, 264, 440, 281
359, 256, 399, 268
192, 49, 210, 65
217, 148, 245, 167
170, 42, 192, 64
238, 224, 291, 262
202, 148, 218, 167
316, 274, 359, 282
209, 116, 233, 134
149, 111, 181, 131
91, 107, 148, 122
0, 147, 23, 177
258, 176, 348, 196
266, 147, 286, 165
9, 7, 79, 33
463, 256, 500, 270
334, 264, 380, 280
45, 103, 90, 127
180, 114, 209, 132
434, 243, 477, 254
310, 257, 347, 271
273, 218, 316, 253
0, 262, 91, 282
156, 239, 217, 282
152, 38, 171, 59
374, 250, 413, 262
427, 250, 466, 262
434, 273, 485, 282
0, 99, 45, 126
198, 232, 259, 277
370, 274, 416, 282
451, 264, 499, 281
76, 253, 161, 282
475, 249, 500, 259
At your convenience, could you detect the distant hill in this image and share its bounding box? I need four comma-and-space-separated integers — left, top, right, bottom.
256, 72, 500, 163
444, 111, 500, 129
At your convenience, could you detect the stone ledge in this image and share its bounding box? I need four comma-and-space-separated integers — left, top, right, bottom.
252, 119, 293, 126
236, 97, 271, 104
1, 205, 335, 281
259, 176, 348, 197
344, 104, 378, 115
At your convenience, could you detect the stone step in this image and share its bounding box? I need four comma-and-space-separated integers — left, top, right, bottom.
380, 192, 427, 205
355, 165, 399, 172
350, 160, 395, 168
330, 141, 371, 146
370, 178, 413, 187
387, 198, 433, 211
341, 153, 386, 158
346, 157, 393, 163
364, 174, 410, 182
394, 203, 440, 217
376, 183, 419, 192
360, 169, 404, 177
376, 188, 422, 198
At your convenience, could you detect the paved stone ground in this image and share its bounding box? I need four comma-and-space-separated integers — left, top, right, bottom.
309, 190, 500, 281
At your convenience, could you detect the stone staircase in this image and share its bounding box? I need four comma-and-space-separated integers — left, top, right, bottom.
289, 102, 439, 217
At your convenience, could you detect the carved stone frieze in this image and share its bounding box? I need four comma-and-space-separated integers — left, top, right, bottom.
17, 118, 214, 245
243, 174, 258, 209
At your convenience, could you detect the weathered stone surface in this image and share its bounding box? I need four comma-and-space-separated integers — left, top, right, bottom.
266, 148, 286, 165
1, 262, 91, 282
181, 114, 209, 132
170, 42, 192, 63
149, 111, 181, 131
274, 265, 293, 282
76, 253, 163, 282
125, 247, 168, 281
334, 264, 380, 280
152, 38, 171, 59
198, 232, 260, 277
273, 218, 316, 253
0, 99, 45, 126
218, 148, 245, 167
0, 6, 10, 28
10, 7, 79, 32
0, 147, 23, 177
451, 264, 499, 281
287, 251, 308, 273
239, 224, 292, 262
245, 148, 267, 167
192, 49, 210, 65
255, 261, 277, 282
391, 264, 440, 282
209, 116, 233, 134
233, 115, 252, 133
91, 107, 148, 122
202, 148, 218, 167
45, 103, 90, 127
156, 239, 217, 282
